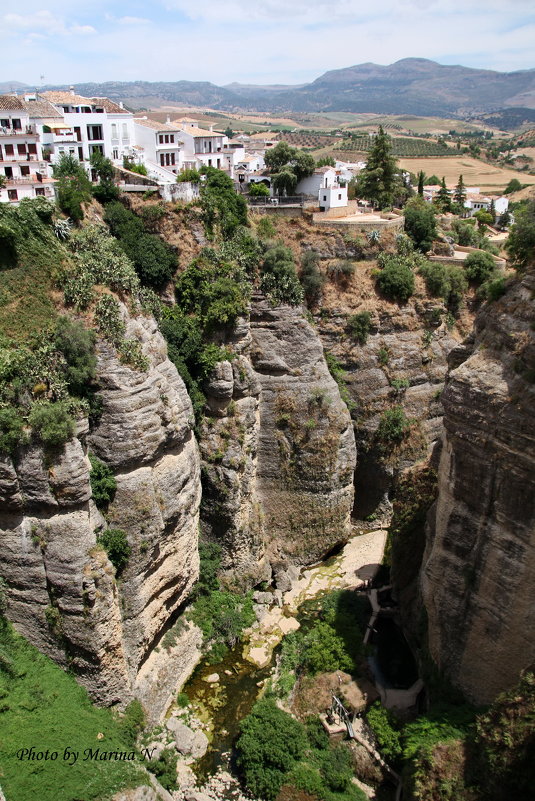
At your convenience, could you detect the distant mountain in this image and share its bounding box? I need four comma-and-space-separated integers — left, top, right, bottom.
0, 81, 29, 94
22, 59, 535, 118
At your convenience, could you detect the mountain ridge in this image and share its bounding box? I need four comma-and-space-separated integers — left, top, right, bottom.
15, 58, 535, 117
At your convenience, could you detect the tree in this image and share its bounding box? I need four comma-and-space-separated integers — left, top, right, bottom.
316, 156, 335, 168
357, 126, 398, 208
90, 150, 119, 203
177, 168, 200, 183
506, 199, 535, 270
404, 196, 437, 252
427, 174, 440, 185
417, 170, 425, 196
504, 178, 523, 195
464, 251, 496, 284
375, 254, 415, 302
248, 182, 270, 197
272, 167, 297, 197
434, 177, 451, 212
53, 154, 92, 222
200, 166, 247, 239
496, 210, 511, 230
224, 126, 234, 139
454, 174, 467, 208
474, 209, 494, 231
264, 141, 315, 190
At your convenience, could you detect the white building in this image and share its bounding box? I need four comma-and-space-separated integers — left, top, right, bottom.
296, 166, 340, 196
174, 119, 245, 178
0, 96, 56, 204
133, 117, 184, 176
41, 90, 135, 166
319, 185, 348, 211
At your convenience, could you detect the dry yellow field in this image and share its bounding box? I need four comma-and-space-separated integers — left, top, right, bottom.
398, 156, 535, 193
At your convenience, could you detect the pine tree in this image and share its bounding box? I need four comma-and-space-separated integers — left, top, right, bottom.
435, 177, 451, 212
357, 126, 398, 208
454, 174, 467, 208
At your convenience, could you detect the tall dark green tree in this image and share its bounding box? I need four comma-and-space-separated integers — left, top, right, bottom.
454, 174, 467, 208
357, 126, 398, 208
417, 170, 425, 196
435, 177, 452, 212
53, 154, 92, 222
506, 199, 535, 271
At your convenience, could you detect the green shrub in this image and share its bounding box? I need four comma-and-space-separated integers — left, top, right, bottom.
195, 541, 222, 597
249, 182, 270, 197
320, 744, 354, 792
53, 155, 92, 222
257, 216, 276, 238
28, 402, 75, 447
404, 197, 437, 252
305, 715, 330, 750
237, 698, 308, 800
54, 316, 96, 397
177, 168, 200, 184
200, 167, 248, 240
366, 702, 403, 762
261, 245, 303, 306
376, 406, 411, 445
327, 259, 355, 283
89, 454, 117, 510
147, 748, 177, 791
139, 204, 167, 231
300, 250, 324, 305
188, 589, 254, 658
376, 254, 415, 302
480, 275, 506, 301
119, 699, 145, 746
0, 407, 27, 454
347, 311, 372, 344
377, 346, 389, 366
464, 251, 496, 284
97, 528, 131, 576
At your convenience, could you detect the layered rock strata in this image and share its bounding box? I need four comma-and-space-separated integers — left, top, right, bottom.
421, 272, 535, 703
0, 307, 202, 714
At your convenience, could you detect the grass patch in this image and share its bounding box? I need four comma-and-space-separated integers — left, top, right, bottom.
0, 620, 145, 801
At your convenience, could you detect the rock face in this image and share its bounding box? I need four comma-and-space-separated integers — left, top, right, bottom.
317, 295, 462, 520
0, 306, 202, 715
421, 272, 535, 704
200, 300, 357, 577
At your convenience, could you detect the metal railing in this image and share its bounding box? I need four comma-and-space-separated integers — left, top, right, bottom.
0, 154, 43, 163
247, 195, 305, 206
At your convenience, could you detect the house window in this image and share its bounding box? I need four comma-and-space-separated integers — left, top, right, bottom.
122, 124, 128, 139
74, 126, 82, 142
208, 159, 212, 166
112, 149, 119, 160
12, 119, 21, 130
78, 147, 83, 160
338, 194, 342, 200
28, 143, 37, 155
111, 124, 118, 139
4, 167, 13, 178
0, 119, 9, 128
17, 144, 27, 156
8, 189, 18, 201
4, 144, 14, 156
20, 165, 30, 176
35, 187, 45, 196
169, 135, 174, 144
217, 158, 221, 168
87, 125, 103, 141
159, 134, 164, 145
160, 154, 165, 166
164, 134, 169, 144
89, 144, 104, 155
323, 195, 327, 201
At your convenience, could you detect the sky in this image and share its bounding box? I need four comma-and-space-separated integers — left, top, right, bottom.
1, 0, 534, 87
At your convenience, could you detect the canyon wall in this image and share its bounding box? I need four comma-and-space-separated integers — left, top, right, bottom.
421, 271, 535, 703
0, 307, 203, 720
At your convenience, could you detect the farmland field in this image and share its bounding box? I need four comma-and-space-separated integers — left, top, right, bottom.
397, 156, 535, 193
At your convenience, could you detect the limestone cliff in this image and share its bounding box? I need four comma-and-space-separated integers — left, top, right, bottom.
421, 271, 535, 704
200, 297, 357, 580
0, 304, 202, 719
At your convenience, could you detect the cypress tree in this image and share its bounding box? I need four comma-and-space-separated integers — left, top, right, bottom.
454, 174, 467, 208
357, 126, 398, 208
417, 170, 425, 196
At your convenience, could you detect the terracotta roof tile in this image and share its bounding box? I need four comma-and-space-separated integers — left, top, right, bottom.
0, 96, 24, 110
134, 117, 182, 132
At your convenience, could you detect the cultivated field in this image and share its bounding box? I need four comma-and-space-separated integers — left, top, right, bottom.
397, 156, 535, 193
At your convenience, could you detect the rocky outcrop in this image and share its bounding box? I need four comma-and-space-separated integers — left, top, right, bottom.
421, 272, 535, 704
250, 297, 356, 566
200, 300, 357, 578
0, 305, 202, 714
317, 297, 461, 520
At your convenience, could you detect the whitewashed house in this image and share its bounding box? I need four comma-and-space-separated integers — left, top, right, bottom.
0, 96, 56, 204
41, 90, 135, 165
133, 117, 184, 176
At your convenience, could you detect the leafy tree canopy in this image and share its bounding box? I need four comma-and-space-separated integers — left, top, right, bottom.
356, 126, 398, 208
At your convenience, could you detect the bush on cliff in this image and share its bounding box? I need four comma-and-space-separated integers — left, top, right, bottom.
375, 253, 415, 303
89, 454, 117, 510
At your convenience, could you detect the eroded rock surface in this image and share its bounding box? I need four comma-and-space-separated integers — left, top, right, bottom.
421, 272, 535, 703
0, 306, 201, 711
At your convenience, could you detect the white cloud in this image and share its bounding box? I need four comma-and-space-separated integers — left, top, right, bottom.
2, 10, 96, 38
117, 16, 150, 25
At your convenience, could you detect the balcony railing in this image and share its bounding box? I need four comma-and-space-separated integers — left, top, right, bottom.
5, 175, 52, 185
0, 125, 37, 136
0, 154, 43, 163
